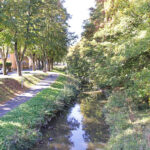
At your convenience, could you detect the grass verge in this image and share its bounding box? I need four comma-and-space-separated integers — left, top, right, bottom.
0, 73, 48, 104
0, 73, 79, 150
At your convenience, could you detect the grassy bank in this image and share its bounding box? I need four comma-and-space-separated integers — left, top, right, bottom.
0, 73, 48, 104
0, 73, 79, 150
104, 91, 150, 150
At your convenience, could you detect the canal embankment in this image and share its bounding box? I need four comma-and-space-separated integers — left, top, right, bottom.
0, 72, 80, 150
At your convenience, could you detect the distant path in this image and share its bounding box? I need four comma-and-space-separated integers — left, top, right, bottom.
0, 73, 59, 118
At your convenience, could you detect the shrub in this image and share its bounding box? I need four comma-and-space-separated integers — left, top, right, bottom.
0, 62, 12, 70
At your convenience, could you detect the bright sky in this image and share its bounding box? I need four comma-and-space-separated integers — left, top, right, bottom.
64, 0, 95, 39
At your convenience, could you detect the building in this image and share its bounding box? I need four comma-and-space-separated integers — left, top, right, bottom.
0, 53, 30, 70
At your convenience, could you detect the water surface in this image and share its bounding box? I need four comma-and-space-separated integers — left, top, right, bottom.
33, 94, 109, 150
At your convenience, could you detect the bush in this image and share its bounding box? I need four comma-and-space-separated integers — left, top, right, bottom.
6, 62, 12, 68
0, 62, 12, 70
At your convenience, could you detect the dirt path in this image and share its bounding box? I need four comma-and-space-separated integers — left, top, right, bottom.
0, 73, 59, 117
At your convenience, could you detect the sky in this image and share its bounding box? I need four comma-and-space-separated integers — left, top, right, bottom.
63, 0, 95, 40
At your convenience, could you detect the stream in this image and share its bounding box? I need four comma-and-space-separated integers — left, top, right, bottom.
33, 94, 109, 150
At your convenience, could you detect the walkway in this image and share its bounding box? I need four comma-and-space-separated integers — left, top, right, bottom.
0, 73, 59, 117
0, 69, 45, 79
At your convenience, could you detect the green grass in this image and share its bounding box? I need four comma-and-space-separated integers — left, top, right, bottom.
52, 66, 67, 74
0, 73, 79, 150
104, 91, 150, 150
0, 75, 68, 150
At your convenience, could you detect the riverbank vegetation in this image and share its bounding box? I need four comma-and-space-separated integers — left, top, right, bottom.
0, 72, 79, 150
67, 0, 150, 149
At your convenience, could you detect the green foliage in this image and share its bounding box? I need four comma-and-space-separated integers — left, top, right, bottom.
6, 62, 11, 68
0, 0, 71, 75
67, 0, 150, 149
0, 62, 12, 68
104, 91, 148, 150
67, 0, 150, 106
0, 74, 79, 150
33, 0, 70, 62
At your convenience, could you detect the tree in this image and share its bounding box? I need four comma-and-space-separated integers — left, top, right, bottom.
1, 0, 70, 75
67, 0, 150, 106
0, 1, 12, 75
3, 0, 42, 76
35, 0, 69, 72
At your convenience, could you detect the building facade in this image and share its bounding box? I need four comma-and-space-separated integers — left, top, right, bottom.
0, 53, 30, 70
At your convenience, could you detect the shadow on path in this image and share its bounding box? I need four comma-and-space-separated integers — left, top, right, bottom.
0, 73, 59, 117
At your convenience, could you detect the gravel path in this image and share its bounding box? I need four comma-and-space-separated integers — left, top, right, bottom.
0, 73, 59, 117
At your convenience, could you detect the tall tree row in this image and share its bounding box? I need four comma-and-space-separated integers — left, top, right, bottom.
68, 0, 150, 107
0, 0, 69, 76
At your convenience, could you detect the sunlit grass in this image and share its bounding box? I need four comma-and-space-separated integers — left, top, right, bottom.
0, 74, 68, 150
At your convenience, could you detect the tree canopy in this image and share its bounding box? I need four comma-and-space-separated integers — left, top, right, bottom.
0, 0, 71, 75
67, 0, 150, 148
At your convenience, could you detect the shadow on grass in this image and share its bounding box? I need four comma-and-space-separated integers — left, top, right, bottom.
0, 74, 48, 104
0, 78, 27, 103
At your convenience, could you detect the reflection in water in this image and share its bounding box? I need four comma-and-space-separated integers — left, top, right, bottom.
81, 94, 109, 145
33, 94, 109, 150
68, 104, 87, 150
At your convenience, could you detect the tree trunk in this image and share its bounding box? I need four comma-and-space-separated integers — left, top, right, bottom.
32, 60, 36, 71
14, 40, 22, 76
16, 61, 22, 76
50, 58, 54, 70
0, 46, 9, 75
43, 60, 47, 72
32, 54, 36, 71
2, 59, 7, 75
47, 59, 51, 71
38, 60, 41, 70
41, 61, 44, 70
